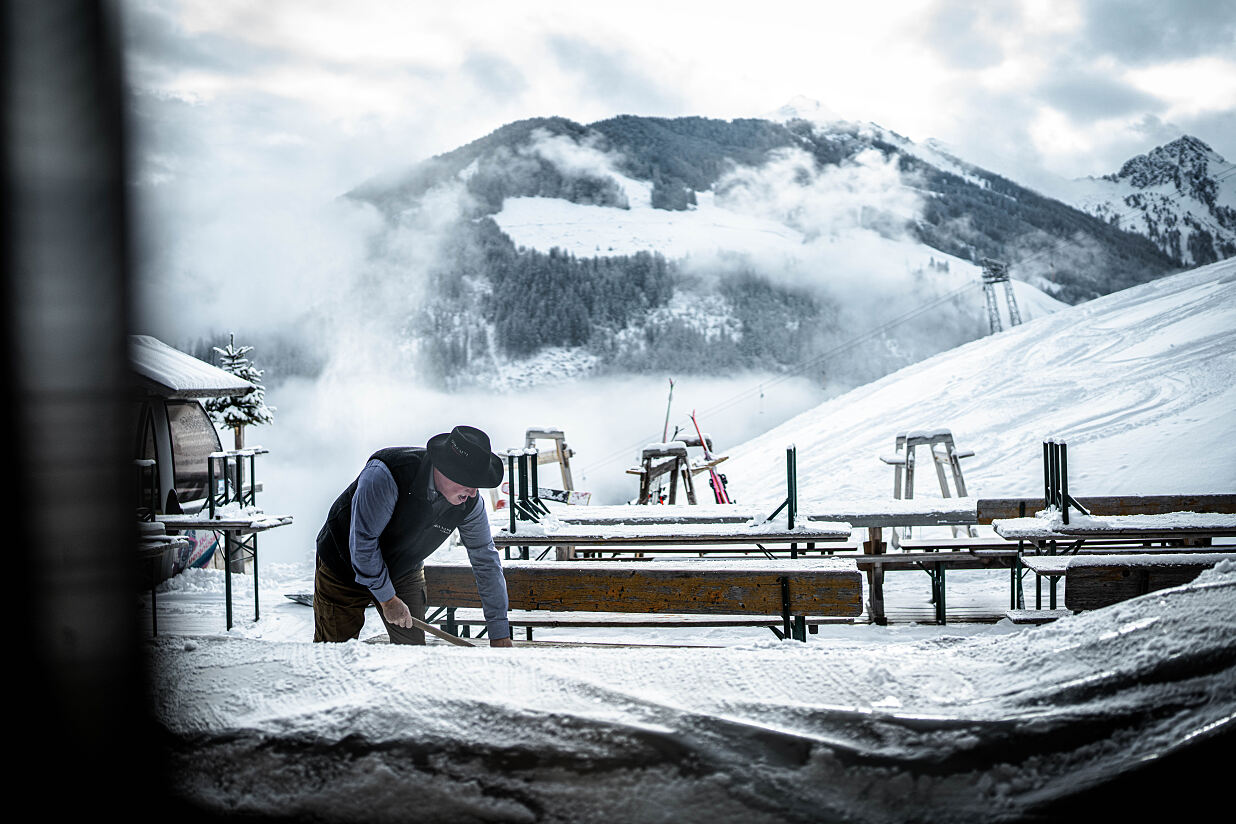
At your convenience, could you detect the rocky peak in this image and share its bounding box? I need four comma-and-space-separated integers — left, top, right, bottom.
1106, 135, 1220, 191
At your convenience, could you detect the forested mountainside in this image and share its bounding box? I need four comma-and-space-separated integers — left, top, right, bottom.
332, 115, 1179, 387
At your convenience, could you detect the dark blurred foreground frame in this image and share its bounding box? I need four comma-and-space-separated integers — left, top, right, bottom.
1, 0, 163, 815
3, 3, 1231, 822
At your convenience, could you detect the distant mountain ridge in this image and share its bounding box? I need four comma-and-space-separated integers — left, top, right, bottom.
1064, 135, 1236, 266
342, 112, 1178, 388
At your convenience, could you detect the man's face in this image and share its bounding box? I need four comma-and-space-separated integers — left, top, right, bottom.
433, 467, 478, 506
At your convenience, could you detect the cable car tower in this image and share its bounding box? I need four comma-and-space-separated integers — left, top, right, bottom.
980, 258, 1022, 334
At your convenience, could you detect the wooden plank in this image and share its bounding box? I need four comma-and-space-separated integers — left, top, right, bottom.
493, 521, 851, 547
425, 562, 863, 617
539, 499, 981, 528
522, 504, 767, 525
977, 494, 1236, 523
439, 611, 857, 628
1066, 565, 1207, 611
853, 551, 1019, 570
806, 499, 978, 527
569, 544, 860, 557
897, 536, 1019, 551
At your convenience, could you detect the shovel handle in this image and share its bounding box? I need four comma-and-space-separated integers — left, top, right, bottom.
407, 614, 476, 647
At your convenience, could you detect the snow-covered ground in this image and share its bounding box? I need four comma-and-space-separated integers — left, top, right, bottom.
146, 258, 1236, 821
151, 564, 1236, 823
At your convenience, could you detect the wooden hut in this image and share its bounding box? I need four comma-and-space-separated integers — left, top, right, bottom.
129, 334, 255, 516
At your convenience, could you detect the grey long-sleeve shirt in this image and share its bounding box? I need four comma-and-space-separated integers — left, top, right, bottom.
349, 459, 510, 640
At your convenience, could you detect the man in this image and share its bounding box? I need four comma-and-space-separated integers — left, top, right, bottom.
314, 425, 512, 647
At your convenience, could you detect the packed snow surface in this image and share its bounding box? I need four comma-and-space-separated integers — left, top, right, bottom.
151, 564, 1236, 823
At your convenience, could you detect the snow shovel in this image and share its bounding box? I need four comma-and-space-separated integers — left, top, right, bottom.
406, 614, 476, 647
283, 592, 476, 646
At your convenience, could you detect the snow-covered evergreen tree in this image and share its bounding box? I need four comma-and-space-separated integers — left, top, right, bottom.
205, 333, 275, 449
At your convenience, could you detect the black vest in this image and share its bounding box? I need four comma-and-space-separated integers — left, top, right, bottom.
316, 447, 480, 583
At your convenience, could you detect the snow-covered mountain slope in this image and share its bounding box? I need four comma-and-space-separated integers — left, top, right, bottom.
723, 257, 1236, 507
1058, 136, 1236, 266
493, 182, 802, 259
493, 168, 1065, 317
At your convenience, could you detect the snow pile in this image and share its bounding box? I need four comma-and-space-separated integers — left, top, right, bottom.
149, 563, 1236, 822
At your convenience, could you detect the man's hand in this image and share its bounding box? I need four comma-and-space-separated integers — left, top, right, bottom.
489, 636, 514, 648
379, 596, 413, 628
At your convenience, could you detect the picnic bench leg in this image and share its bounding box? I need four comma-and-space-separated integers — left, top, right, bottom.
930, 565, 947, 624
1049, 539, 1058, 610
1010, 558, 1017, 609
865, 527, 886, 625
224, 532, 233, 631
252, 535, 259, 623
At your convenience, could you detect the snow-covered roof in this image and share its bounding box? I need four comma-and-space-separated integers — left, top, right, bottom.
130, 335, 255, 399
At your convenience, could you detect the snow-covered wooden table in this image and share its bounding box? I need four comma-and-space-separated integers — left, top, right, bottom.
995, 511, 1236, 611
157, 508, 294, 629
1021, 551, 1236, 611
495, 520, 851, 544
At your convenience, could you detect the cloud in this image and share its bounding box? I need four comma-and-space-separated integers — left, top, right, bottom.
715, 147, 923, 244
520, 128, 624, 180
1081, 0, 1236, 64
547, 35, 686, 116
921, 0, 1019, 69
1037, 68, 1164, 119
462, 51, 529, 101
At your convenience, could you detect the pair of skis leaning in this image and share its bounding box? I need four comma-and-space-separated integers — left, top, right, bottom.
691, 410, 733, 505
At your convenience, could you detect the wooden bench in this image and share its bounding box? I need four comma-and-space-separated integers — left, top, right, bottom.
1021, 552, 1236, 610
424, 559, 863, 642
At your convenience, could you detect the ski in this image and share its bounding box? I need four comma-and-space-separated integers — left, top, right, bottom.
497, 482, 591, 507
689, 409, 733, 504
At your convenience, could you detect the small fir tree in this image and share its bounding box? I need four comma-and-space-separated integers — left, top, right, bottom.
205, 333, 275, 449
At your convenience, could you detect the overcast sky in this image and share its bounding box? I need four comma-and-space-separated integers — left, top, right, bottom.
122, 0, 1236, 194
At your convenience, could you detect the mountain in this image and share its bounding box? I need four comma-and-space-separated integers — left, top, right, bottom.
1059, 136, 1236, 266
342, 113, 1177, 388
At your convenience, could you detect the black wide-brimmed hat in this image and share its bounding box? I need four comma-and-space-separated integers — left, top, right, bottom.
427, 425, 504, 488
